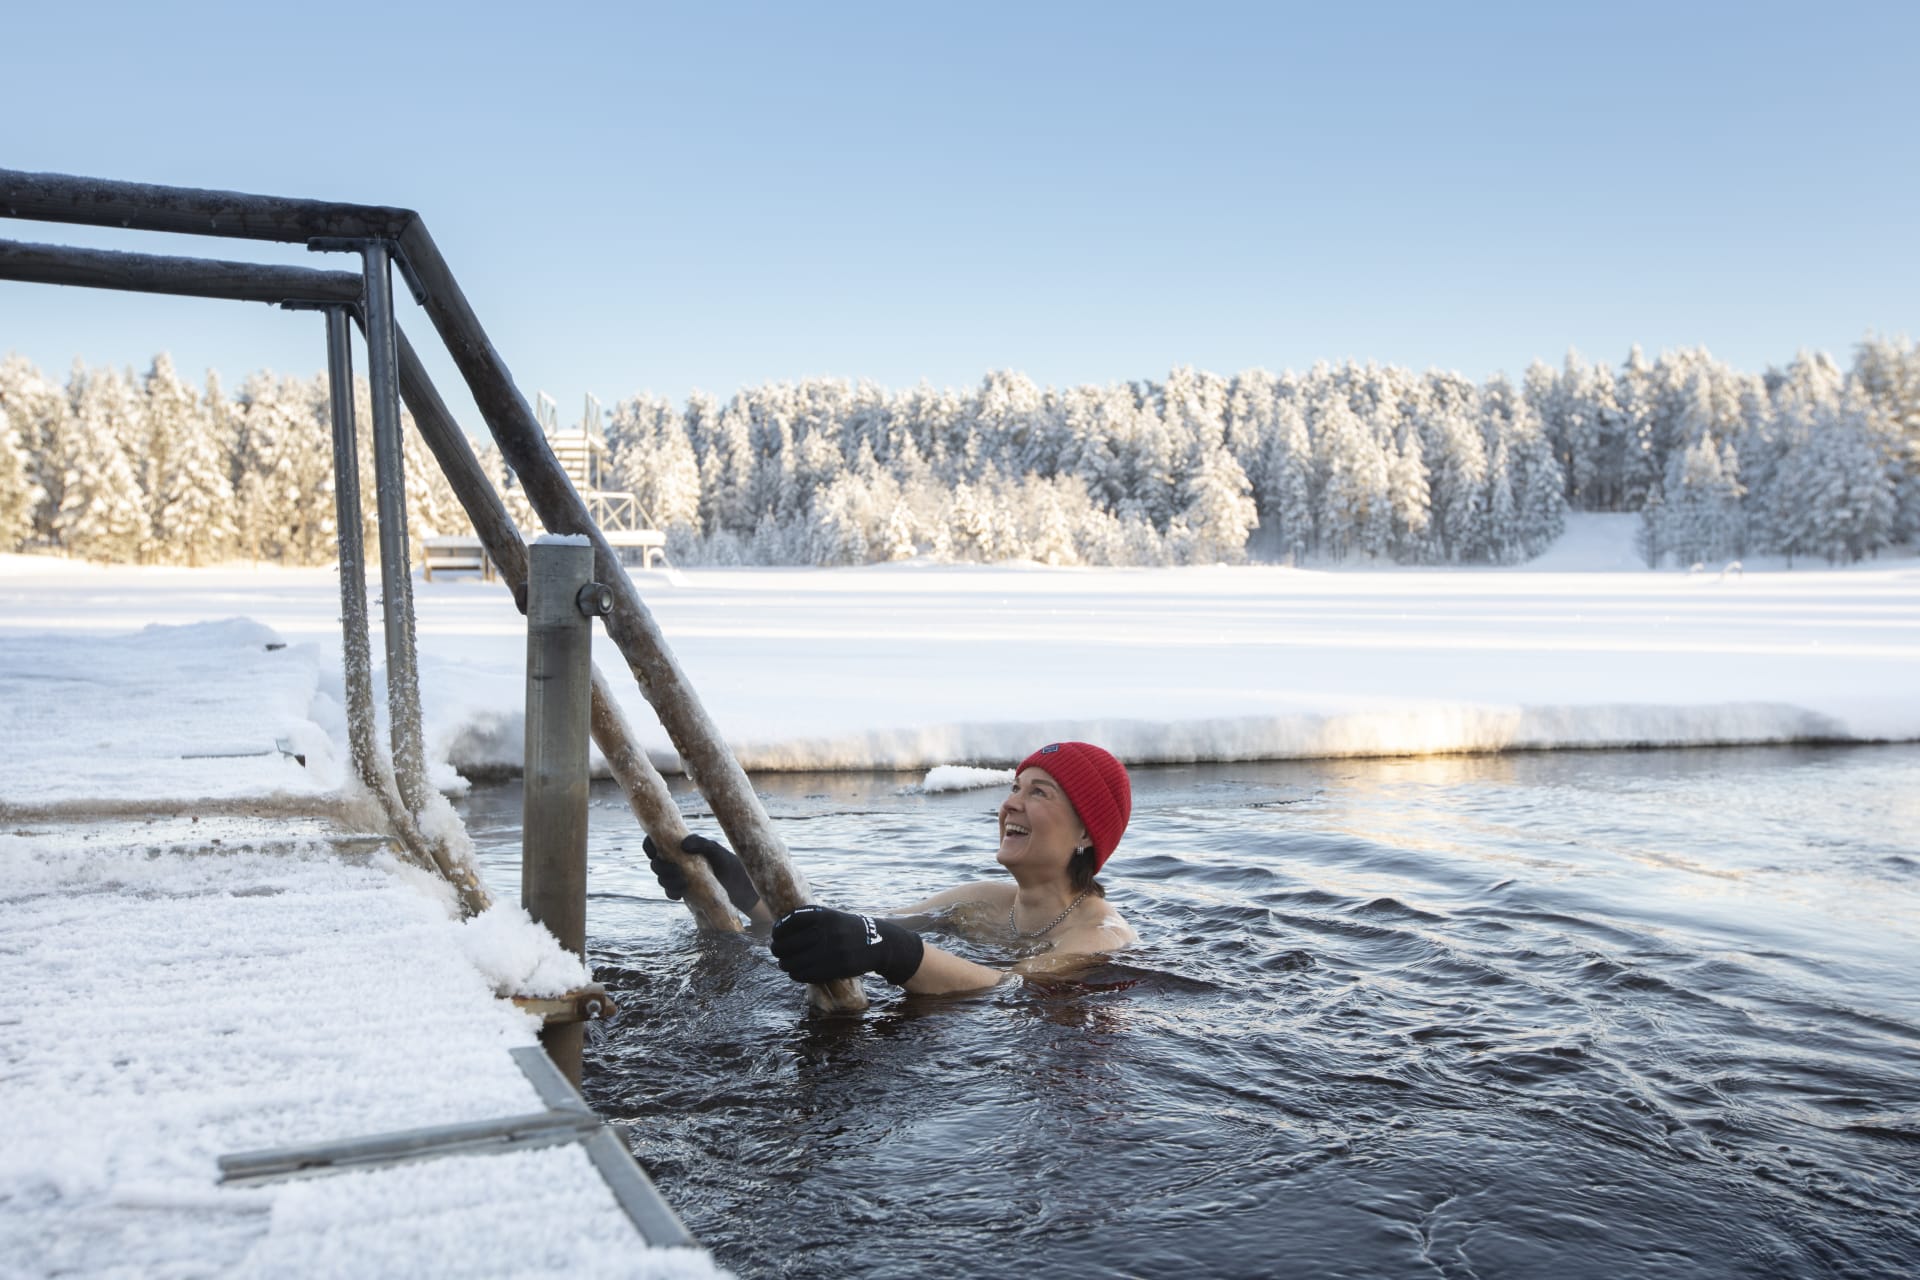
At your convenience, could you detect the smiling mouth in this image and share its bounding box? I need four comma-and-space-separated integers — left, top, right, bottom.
1002, 822, 1030, 839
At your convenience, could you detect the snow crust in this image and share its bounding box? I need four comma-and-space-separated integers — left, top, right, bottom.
0, 831, 717, 1277
922, 764, 1016, 793
0, 616, 339, 811
458, 902, 592, 997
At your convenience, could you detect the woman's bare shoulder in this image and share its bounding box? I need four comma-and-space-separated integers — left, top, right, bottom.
1023, 899, 1137, 967
894, 880, 1014, 915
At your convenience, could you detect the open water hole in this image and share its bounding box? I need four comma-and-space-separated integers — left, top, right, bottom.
459, 744, 1920, 1280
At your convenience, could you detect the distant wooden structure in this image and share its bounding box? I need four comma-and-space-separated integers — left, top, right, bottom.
537, 392, 668, 570
422, 534, 495, 581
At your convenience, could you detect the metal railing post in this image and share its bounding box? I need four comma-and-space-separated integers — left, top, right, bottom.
323, 306, 384, 802
524, 537, 605, 1083
360, 240, 431, 817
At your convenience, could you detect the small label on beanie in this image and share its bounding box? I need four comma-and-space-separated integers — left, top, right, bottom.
1039, 743, 1060, 753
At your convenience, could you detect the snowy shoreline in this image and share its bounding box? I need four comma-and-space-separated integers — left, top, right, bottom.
3, 519, 1918, 812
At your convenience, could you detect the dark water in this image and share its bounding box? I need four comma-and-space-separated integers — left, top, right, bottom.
459, 745, 1920, 1280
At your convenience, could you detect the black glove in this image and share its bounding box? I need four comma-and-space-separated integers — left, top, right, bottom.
643, 833, 761, 915
770, 905, 925, 986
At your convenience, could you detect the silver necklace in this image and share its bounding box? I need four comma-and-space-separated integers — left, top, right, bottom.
1010, 888, 1091, 939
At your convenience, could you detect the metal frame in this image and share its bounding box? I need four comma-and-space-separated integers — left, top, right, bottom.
2, 163, 859, 1005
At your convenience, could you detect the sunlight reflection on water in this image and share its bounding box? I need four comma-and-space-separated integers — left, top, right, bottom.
460, 743, 1920, 1280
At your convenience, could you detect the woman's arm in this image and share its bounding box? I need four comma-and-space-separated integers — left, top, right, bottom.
771, 905, 1010, 995
900, 942, 1012, 994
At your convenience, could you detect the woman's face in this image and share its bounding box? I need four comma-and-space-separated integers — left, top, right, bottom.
996, 767, 1088, 875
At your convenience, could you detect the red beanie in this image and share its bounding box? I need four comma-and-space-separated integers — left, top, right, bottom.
1015, 742, 1131, 871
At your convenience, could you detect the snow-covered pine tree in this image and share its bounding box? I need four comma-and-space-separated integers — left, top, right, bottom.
1849, 334, 1920, 544
1799, 389, 1898, 563
152, 361, 237, 566
1655, 436, 1744, 566
1253, 395, 1314, 562
56, 363, 147, 562
1313, 395, 1389, 562
881, 499, 918, 561
697, 397, 757, 540
607, 393, 703, 532
791, 427, 845, 528
0, 400, 41, 551
0, 355, 67, 544
1177, 445, 1258, 564
1113, 397, 1181, 532
137, 355, 197, 562
1480, 373, 1566, 560
1485, 438, 1518, 564
1173, 373, 1258, 565
1026, 483, 1079, 566
972, 369, 1056, 480
806, 473, 869, 566
1387, 425, 1431, 560
1615, 345, 1658, 508
1418, 374, 1488, 562
234, 373, 336, 564
748, 406, 797, 526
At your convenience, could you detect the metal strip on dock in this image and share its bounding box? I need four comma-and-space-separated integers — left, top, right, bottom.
215, 1046, 696, 1248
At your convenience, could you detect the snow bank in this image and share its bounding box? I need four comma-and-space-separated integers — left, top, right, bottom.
922, 765, 1016, 793
3, 543, 1917, 803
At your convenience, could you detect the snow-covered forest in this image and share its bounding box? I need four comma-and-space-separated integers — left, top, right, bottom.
2, 339, 1916, 569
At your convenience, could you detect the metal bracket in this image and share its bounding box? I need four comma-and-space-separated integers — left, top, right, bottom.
575, 581, 615, 618
306, 235, 428, 306
511, 981, 617, 1025
279, 297, 363, 319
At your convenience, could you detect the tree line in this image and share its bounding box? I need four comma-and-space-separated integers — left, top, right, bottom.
2, 338, 1915, 569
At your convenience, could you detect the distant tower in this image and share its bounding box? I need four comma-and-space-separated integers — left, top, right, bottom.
539, 392, 667, 569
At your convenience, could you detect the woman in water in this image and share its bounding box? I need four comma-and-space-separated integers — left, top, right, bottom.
647, 741, 1138, 995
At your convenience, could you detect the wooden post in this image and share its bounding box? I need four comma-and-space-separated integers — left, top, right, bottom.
397, 224, 864, 1011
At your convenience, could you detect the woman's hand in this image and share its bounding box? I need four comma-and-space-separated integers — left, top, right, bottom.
770, 905, 925, 986
643, 832, 762, 916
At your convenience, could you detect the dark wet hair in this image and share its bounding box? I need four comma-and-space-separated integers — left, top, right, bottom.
1068, 848, 1107, 897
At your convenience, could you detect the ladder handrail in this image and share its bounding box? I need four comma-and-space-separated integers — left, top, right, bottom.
0, 169, 861, 1010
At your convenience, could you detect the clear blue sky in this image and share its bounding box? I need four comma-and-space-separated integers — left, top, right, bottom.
3, 0, 1915, 427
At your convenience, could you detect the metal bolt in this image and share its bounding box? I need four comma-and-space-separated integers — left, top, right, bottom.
575, 581, 614, 617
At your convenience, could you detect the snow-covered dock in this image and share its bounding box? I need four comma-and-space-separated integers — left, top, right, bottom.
0, 814, 725, 1279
